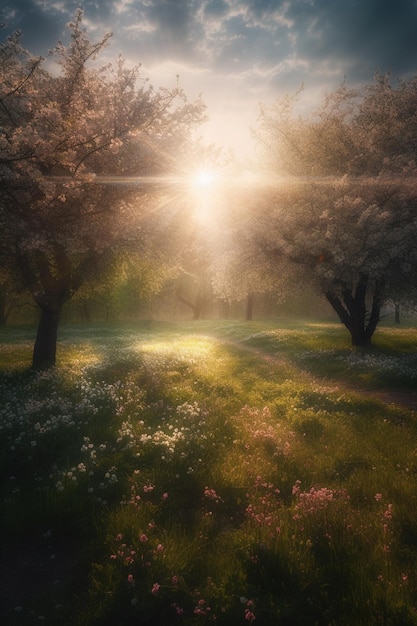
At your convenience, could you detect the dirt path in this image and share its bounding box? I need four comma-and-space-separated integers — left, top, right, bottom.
218, 337, 417, 412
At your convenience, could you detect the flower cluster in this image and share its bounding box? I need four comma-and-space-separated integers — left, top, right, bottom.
293, 483, 350, 515
245, 477, 282, 535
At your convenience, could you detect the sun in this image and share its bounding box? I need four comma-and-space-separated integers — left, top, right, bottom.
191, 169, 217, 190
183, 168, 221, 224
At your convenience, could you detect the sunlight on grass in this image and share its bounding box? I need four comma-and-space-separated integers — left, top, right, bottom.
138, 336, 214, 359
1, 320, 417, 625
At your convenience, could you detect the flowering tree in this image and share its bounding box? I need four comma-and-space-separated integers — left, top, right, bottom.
255, 75, 417, 346
0, 12, 205, 367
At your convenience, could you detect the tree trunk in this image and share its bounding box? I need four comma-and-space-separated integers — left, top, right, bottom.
32, 305, 61, 369
246, 292, 254, 321
0, 288, 8, 326
0, 280, 13, 326
176, 288, 205, 320
394, 302, 401, 324
192, 291, 204, 320
325, 278, 383, 347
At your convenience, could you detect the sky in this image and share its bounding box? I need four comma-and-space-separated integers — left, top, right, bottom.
2, 0, 417, 155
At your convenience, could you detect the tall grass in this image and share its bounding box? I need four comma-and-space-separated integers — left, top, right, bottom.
1, 320, 417, 625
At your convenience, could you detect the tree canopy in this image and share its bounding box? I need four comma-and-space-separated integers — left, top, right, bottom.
253, 76, 417, 345
2, 12, 417, 357
0, 11, 205, 367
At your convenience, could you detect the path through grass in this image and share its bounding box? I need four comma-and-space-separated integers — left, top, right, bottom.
1, 320, 417, 625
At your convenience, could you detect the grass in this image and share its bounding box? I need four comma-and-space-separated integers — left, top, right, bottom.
1, 319, 417, 625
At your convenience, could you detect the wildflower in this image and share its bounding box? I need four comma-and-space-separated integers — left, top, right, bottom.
139, 533, 148, 543
384, 504, 393, 520
151, 582, 160, 595
171, 603, 184, 615
156, 543, 164, 552
204, 487, 223, 502
172, 575, 179, 585
292, 480, 301, 496
375, 493, 382, 501
127, 574, 134, 584
244, 600, 256, 622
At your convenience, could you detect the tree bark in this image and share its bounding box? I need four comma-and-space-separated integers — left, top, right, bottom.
17, 248, 79, 369
325, 278, 383, 347
32, 305, 61, 369
0, 285, 8, 326
246, 292, 254, 321
176, 288, 205, 320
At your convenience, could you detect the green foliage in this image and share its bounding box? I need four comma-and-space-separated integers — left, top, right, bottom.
1, 321, 417, 624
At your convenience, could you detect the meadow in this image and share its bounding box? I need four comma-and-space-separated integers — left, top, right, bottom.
1, 319, 417, 625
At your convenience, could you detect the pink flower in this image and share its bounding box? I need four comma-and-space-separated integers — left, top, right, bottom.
139, 533, 148, 543
162, 492, 169, 500
292, 480, 301, 496
127, 574, 134, 584
204, 487, 222, 502
156, 543, 164, 553
171, 603, 183, 615
245, 608, 256, 622
151, 582, 160, 595
172, 575, 179, 585
194, 608, 205, 616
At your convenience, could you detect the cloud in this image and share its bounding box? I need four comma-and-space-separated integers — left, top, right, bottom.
283, 0, 417, 79
2, 0, 417, 153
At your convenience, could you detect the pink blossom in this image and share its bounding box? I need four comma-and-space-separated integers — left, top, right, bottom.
151, 582, 160, 595
127, 574, 134, 584
171, 603, 184, 615
245, 608, 256, 622
156, 543, 164, 552
292, 480, 301, 496
139, 533, 148, 543
204, 487, 223, 502
384, 504, 393, 519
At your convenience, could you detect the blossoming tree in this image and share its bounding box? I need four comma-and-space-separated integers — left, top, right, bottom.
0, 11, 205, 368
255, 75, 417, 346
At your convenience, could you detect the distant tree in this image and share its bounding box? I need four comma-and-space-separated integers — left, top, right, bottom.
209, 177, 306, 321
255, 75, 417, 346
0, 11, 205, 367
